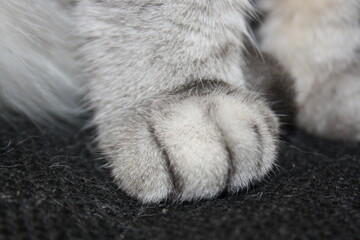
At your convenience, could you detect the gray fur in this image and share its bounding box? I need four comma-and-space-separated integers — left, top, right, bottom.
75, 0, 278, 202
0, 0, 359, 203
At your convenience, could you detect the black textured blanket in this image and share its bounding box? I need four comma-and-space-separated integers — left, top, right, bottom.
1, 118, 359, 240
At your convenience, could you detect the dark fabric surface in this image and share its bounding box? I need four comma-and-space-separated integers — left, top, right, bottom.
1, 118, 359, 240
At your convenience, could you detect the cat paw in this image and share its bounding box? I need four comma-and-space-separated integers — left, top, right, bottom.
297, 71, 360, 140
100, 91, 279, 203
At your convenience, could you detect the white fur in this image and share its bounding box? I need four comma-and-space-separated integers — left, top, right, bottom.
4, 0, 358, 203
0, 0, 82, 122
259, 0, 360, 139
100, 91, 278, 203
0, 0, 279, 203
75, 0, 279, 202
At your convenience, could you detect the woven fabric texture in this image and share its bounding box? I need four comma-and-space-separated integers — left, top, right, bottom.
1, 118, 359, 240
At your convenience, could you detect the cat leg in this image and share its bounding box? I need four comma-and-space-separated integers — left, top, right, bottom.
76, 0, 279, 202
259, 0, 360, 140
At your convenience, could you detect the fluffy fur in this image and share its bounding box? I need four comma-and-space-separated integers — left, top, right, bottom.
259, 0, 360, 139
0, 0, 358, 203
0, 1, 82, 122
75, 0, 278, 202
